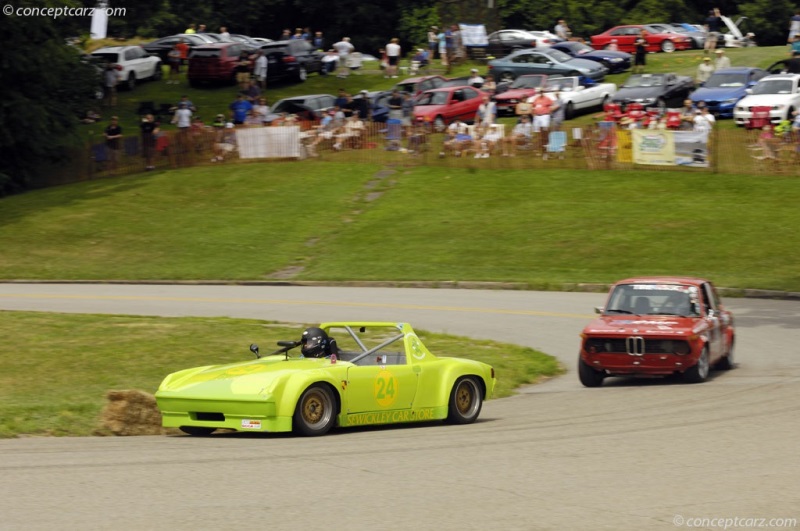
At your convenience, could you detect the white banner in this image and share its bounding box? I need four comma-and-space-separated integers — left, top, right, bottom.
236, 127, 302, 159
459, 24, 488, 47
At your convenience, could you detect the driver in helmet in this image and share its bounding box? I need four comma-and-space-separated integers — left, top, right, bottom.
300, 327, 339, 358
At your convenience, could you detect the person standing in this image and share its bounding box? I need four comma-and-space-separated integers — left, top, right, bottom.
229, 94, 253, 125
167, 44, 181, 84
704, 8, 722, 53
633, 31, 647, 74
788, 10, 800, 44
696, 56, 715, 84
139, 114, 159, 170
219, 27, 232, 42
554, 19, 571, 41
235, 49, 251, 90
254, 50, 268, 90
528, 88, 554, 152
444, 26, 455, 74
184, 24, 196, 34
387, 89, 403, 121
313, 31, 324, 49
428, 26, 439, 60
176, 38, 189, 67
714, 49, 731, 70
103, 63, 117, 107
385, 38, 401, 78
104, 116, 123, 171
333, 37, 354, 78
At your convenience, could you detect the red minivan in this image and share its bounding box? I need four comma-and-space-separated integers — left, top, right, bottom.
187, 43, 253, 86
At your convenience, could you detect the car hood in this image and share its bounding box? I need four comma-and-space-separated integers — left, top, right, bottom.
583, 315, 701, 336
494, 88, 536, 101
691, 86, 745, 101
738, 94, 795, 107
157, 356, 342, 398
613, 86, 664, 100
565, 58, 606, 71
584, 50, 630, 60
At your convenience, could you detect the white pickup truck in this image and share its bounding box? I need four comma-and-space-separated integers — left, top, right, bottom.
542, 76, 617, 119
733, 74, 800, 125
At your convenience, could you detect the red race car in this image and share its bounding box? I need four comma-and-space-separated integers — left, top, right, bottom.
413, 85, 489, 131
578, 277, 735, 387
590, 25, 691, 53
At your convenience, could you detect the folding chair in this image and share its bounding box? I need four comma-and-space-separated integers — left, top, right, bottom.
384, 119, 403, 151
602, 102, 623, 122
746, 106, 771, 130
625, 102, 646, 123
665, 110, 682, 130
543, 131, 567, 159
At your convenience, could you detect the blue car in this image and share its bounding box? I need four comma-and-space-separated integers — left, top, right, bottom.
487, 48, 608, 83
550, 41, 631, 74
690, 67, 769, 118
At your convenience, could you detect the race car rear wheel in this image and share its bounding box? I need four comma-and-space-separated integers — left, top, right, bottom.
294, 384, 336, 436
578, 358, 605, 387
447, 377, 482, 424
683, 347, 710, 383
179, 426, 216, 436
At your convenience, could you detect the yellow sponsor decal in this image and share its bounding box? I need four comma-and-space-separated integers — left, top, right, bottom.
374, 370, 398, 407
346, 408, 436, 426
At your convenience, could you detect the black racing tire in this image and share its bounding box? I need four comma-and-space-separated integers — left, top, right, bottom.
179, 426, 216, 436
716, 339, 735, 370
294, 384, 336, 436
578, 358, 605, 387
683, 347, 710, 383
661, 39, 675, 53
447, 377, 483, 424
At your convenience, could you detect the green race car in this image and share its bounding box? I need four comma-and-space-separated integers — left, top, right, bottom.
155, 322, 496, 436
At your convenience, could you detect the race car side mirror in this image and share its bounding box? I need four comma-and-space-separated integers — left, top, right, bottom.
250, 343, 260, 358
594, 306, 604, 314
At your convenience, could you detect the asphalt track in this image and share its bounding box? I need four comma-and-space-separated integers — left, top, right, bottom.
0, 284, 798, 531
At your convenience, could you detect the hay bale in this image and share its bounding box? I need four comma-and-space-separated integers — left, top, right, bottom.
100, 389, 166, 436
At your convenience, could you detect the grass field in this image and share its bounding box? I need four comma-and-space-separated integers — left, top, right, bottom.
0, 311, 563, 437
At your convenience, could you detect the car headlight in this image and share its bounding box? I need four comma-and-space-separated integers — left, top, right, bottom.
609, 58, 623, 63
722, 98, 738, 104
773, 104, 785, 110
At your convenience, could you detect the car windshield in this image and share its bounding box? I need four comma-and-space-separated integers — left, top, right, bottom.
752, 79, 794, 95
540, 48, 572, 62
605, 284, 700, 317
704, 73, 747, 88
416, 91, 449, 105
510, 75, 545, 89
623, 74, 665, 88
395, 82, 416, 93
568, 42, 593, 54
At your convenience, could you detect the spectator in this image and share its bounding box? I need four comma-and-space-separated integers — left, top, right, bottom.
347, 52, 364, 75
139, 114, 159, 170
236, 49, 251, 90
704, 8, 722, 53
475, 93, 496, 126
633, 31, 647, 74
333, 37, 354, 78
401, 91, 415, 132
412, 48, 429, 73
714, 49, 731, 70
244, 109, 263, 127
167, 44, 181, 84
549, 90, 565, 131
791, 36, 800, 56
333, 114, 366, 150
472, 124, 503, 158
786, 51, 800, 74
229, 94, 253, 125
351, 90, 372, 121
104, 116, 123, 170
176, 38, 189, 66
322, 49, 339, 75
554, 19, 571, 41
678, 99, 697, 130
253, 98, 269, 123
292, 28, 303, 40
185, 24, 196, 34
212, 122, 237, 162
482, 74, 497, 94
385, 38, 401, 78
253, 50, 268, 89
451, 24, 465, 66
334, 88, 349, 111
280, 28, 292, 40
428, 26, 439, 60
313, 31, 324, 49
103, 63, 117, 106
219, 26, 232, 42
693, 107, 715, 141
790, 10, 800, 44
528, 88, 554, 150
245, 79, 262, 102
198, 24, 207, 33
696, 56, 714, 84
467, 68, 485, 88
171, 94, 196, 113
438, 28, 447, 67
387, 89, 403, 121
503, 114, 533, 156
607, 39, 619, 51
171, 102, 193, 130
302, 27, 311, 40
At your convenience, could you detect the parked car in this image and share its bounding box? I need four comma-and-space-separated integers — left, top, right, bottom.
734, 74, 800, 126
393, 75, 448, 96
90, 45, 162, 90
659, 23, 706, 49
577, 277, 735, 387
589, 25, 692, 53
141, 33, 217, 62
611, 72, 695, 110
260, 39, 325, 82
413, 86, 489, 131
187, 43, 254, 86
549, 41, 631, 74
543, 76, 617, 119
527, 30, 565, 45
690, 67, 769, 118
155, 322, 496, 436
487, 48, 608, 83
493, 74, 560, 115
264, 94, 336, 123
486, 29, 549, 57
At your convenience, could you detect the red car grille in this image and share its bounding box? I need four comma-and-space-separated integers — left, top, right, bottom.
584, 338, 690, 355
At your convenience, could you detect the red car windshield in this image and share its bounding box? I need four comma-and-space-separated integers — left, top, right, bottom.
604, 284, 700, 317
416, 92, 449, 105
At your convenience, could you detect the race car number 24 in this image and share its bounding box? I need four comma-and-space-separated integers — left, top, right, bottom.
374, 370, 398, 407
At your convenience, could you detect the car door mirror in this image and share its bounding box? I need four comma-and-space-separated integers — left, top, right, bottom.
594, 306, 604, 314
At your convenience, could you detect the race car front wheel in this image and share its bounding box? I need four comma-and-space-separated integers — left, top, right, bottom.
294, 384, 336, 436
447, 377, 482, 424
